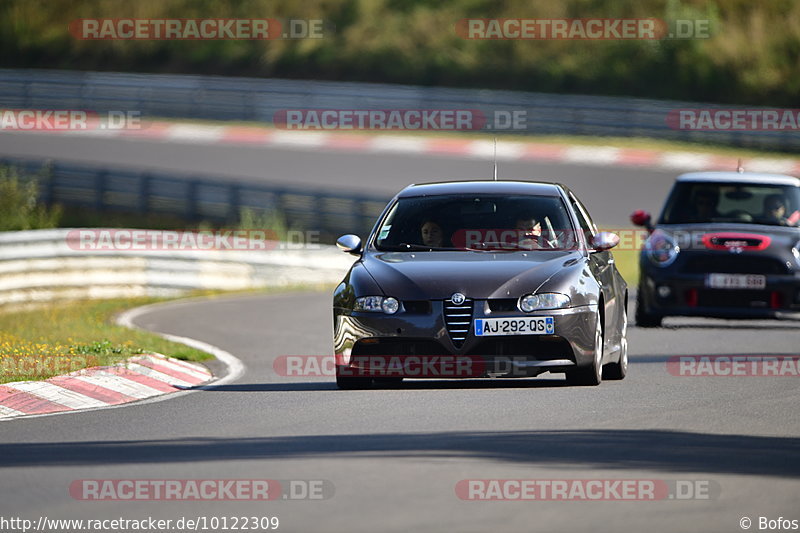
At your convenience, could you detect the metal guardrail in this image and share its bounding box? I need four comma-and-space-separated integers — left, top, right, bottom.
0, 157, 389, 238
1, 68, 798, 151
0, 229, 355, 306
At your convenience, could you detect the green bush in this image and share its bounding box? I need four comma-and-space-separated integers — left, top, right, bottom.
1, 0, 798, 105
237, 207, 290, 240
0, 166, 62, 231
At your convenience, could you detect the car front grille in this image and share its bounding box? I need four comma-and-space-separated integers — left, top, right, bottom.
443, 297, 473, 347
402, 300, 432, 314
352, 338, 447, 356
697, 289, 774, 308
683, 255, 788, 275
466, 337, 574, 362
487, 298, 517, 312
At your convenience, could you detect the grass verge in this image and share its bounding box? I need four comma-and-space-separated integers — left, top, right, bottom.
0, 298, 211, 384
0, 283, 337, 385
611, 248, 640, 288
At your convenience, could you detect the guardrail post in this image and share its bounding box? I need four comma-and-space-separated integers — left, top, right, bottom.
228, 183, 241, 222
44, 161, 56, 206
358, 200, 372, 236
138, 173, 150, 214
23, 80, 31, 108
187, 180, 198, 220
94, 170, 106, 211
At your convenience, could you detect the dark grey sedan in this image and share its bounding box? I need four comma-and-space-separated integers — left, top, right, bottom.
332, 180, 628, 388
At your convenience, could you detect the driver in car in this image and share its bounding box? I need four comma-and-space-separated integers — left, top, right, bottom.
688, 188, 722, 222
515, 216, 544, 249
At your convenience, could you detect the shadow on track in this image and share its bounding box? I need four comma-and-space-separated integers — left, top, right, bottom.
2, 429, 799, 478
627, 352, 798, 364
634, 322, 800, 331
203, 378, 570, 392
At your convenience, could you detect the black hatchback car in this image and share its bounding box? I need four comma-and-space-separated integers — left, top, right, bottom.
632, 171, 800, 327
332, 180, 628, 388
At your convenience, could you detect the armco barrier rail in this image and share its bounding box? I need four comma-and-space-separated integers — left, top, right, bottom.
0, 229, 355, 305
1, 69, 798, 151
0, 157, 389, 238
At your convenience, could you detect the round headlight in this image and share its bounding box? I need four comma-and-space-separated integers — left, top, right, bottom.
519, 294, 540, 312
645, 232, 679, 267
381, 297, 400, 314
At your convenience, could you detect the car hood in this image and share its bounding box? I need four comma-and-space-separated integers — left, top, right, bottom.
362, 250, 582, 300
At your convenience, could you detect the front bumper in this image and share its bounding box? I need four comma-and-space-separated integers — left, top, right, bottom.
333, 302, 598, 378
640, 270, 800, 320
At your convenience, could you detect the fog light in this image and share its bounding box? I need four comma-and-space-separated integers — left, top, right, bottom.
686, 288, 698, 307
657, 285, 672, 298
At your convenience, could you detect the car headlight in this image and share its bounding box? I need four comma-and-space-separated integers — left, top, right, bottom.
354, 296, 400, 314
645, 231, 680, 267
519, 293, 570, 312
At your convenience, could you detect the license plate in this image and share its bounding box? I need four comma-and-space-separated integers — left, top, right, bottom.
706, 273, 766, 290
474, 317, 554, 336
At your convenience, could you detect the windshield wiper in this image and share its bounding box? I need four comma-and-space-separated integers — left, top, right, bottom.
465, 241, 526, 252
390, 243, 455, 251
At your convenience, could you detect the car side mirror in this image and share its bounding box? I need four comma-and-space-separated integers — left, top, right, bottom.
336, 234, 362, 255
630, 210, 654, 232
591, 232, 620, 252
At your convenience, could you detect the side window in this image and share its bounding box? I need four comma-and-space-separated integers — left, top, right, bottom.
569, 194, 597, 246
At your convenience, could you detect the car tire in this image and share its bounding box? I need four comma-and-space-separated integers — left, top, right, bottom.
335, 366, 372, 390
566, 312, 603, 386
603, 304, 628, 380
635, 288, 662, 328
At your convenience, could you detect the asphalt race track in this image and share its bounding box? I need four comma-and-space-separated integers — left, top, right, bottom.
1, 132, 799, 533
0, 130, 678, 227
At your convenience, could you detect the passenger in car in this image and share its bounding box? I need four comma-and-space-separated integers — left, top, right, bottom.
420, 219, 445, 247
762, 194, 788, 225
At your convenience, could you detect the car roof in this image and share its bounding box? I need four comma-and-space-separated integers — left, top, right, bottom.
396, 180, 565, 198
677, 171, 800, 187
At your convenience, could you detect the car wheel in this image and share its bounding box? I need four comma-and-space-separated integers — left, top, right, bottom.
335, 366, 372, 390
635, 287, 662, 328
566, 312, 603, 386
603, 304, 628, 380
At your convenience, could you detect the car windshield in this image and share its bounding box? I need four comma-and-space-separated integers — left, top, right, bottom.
374, 194, 575, 251
659, 182, 800, 226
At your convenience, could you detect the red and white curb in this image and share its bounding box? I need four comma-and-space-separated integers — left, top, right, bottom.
13, 120, 800, 175
0, 353, 212, 420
